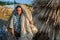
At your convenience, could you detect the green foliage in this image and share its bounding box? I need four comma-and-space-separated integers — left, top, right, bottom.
24, 4, 32, 7
0, 1, 19, 5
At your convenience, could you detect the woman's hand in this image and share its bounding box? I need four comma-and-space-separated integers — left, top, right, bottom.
29, 20, 34, 25
12, 28, 14, 35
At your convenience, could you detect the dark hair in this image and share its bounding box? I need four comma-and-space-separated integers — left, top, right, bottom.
15, 5, 23, 14
15, 6, 22, 11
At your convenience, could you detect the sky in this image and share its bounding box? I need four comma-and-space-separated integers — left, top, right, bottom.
0, 0, 33, 4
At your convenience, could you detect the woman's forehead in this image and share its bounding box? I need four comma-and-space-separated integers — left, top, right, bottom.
17, 7, 22, 9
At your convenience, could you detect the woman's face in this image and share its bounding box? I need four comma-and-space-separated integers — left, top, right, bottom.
17, 7, 22, 15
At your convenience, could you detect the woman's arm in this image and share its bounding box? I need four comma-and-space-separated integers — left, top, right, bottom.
9, 16, 14, 35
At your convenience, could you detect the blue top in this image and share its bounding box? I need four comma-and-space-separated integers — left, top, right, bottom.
10, 13, 21, 33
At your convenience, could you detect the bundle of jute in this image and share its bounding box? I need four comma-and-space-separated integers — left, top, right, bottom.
33, 0, 60, 25
32, 0, 60, 40
0, 5, 13, 21
33, 0, 60, 8
32, 31, 49, 40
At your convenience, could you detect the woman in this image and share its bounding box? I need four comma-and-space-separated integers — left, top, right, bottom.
9, 5, 35, 40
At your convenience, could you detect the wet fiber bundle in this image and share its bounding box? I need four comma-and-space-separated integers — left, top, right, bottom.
33, 0, 60, 8
33, 0, 60, 25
